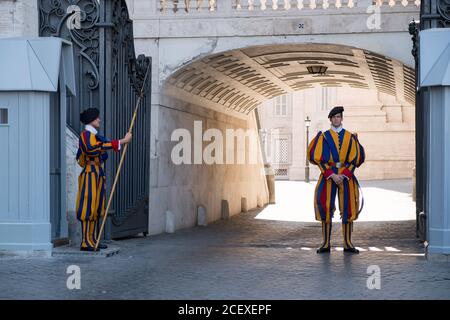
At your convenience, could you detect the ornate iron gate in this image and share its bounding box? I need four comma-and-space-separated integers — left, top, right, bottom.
410, 0, 450, 241
39, 0, 151, 239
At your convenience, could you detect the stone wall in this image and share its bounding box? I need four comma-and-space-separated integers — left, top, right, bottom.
128, 0, 420, 235
0, 0, 38, 37
149, 95, 269, 235
65, 126, 82, 245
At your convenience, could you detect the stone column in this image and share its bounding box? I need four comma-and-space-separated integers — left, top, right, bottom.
420, 29, 450, 259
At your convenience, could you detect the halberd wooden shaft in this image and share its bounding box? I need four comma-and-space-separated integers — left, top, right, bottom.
95, 63, 151, 251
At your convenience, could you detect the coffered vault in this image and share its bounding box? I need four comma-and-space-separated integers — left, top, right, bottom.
164, 43, 415, 115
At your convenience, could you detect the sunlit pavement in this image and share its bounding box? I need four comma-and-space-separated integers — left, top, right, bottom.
1, 179, 449, 299
256, 179, 416, 222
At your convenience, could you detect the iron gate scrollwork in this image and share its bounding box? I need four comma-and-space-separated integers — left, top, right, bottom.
39, 0, 151, 239
39, 0, 101, 131
421, 0, 450, 28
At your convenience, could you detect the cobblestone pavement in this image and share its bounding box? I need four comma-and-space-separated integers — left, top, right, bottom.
1, 181, 449, 300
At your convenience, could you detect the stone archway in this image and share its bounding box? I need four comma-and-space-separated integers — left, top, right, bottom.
148, 42, 416, 234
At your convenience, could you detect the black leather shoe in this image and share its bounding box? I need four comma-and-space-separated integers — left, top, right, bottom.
97, 243, 108, 249
343, 247, 359, 254
316, 247, 331, 254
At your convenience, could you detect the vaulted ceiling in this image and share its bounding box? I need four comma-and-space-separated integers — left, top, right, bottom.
165, 43, 415, 115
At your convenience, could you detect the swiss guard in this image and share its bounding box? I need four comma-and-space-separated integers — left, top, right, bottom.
75, 108, 132, 251
307, 106, 365, 254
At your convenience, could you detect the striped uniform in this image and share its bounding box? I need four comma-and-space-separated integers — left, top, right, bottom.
307, 128, 365, 224
75, 130, 119, 248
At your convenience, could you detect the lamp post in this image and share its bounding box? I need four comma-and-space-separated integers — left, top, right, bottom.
304, 116, 311, 183
260, 128, 268, 160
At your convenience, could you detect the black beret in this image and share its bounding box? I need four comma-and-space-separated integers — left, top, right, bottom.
80, 107, 100, 125
328, 106, 344, 119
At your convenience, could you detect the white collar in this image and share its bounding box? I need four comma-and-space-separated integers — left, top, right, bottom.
330, 125, 343, 133
85, 124, 98, 135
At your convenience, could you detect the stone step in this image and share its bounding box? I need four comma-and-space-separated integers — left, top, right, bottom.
52, 244, 120, 258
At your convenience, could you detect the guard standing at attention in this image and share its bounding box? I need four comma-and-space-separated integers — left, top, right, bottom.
307, 106, 365, 254
75, 107, 132, 251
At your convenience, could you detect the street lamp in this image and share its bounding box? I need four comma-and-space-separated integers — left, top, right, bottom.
304, 116, 311, 183
307, 65, 328, 75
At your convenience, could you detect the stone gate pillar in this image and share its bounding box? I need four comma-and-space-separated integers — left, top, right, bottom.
419, 28, 450, 259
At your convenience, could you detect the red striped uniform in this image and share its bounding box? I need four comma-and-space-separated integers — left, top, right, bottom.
307, 129, 365, 224
75, 130, 119, 249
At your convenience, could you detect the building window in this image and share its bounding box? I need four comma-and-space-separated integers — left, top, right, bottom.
274, 168, 288, 176
274, 138, 289, 164
0, 108, 7, 124
274, 95, 287, 116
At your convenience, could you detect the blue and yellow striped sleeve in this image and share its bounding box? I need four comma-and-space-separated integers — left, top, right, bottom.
79, 131, 120, 157
308, 131, 333, 178
346, 133, 365, 174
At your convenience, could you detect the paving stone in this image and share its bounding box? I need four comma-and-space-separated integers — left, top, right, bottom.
0, 196, 449, 299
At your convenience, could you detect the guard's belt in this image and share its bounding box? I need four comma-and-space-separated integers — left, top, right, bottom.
329, 162, 343, 168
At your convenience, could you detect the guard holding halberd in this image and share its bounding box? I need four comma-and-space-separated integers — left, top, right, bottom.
75, 107, 132, 251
